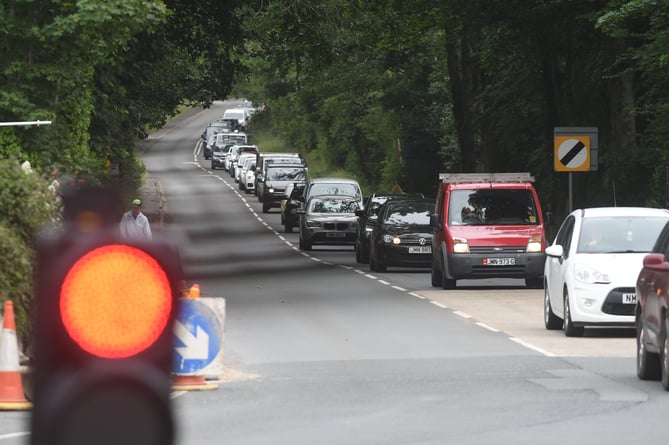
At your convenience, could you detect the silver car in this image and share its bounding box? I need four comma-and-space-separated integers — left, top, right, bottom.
297, 195, 360, 251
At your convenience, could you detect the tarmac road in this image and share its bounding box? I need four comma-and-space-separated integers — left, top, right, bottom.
417, 287, 635, 358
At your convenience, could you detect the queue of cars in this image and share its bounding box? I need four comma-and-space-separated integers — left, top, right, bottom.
201, 113, 669, 387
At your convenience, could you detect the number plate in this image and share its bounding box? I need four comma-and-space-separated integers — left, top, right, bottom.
483, 258, 515, 266
408, 246, 432, 254
326, 232, 346, 238
622, 293, 636, 304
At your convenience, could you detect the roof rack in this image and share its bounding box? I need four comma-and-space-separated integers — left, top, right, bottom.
438, 173, 534, 183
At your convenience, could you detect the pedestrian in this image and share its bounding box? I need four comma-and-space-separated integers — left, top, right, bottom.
119, 198, 152, 240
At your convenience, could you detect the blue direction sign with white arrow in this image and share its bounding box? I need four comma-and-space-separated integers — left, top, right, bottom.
173, 298, 223, 375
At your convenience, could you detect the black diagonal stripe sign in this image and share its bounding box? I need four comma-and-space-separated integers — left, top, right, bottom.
560, 140, 585, 167
554, 136, 590, 171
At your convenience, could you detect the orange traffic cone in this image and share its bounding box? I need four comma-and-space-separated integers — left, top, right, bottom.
171, 374, 218, 391
0, 301, 32, 410
187, 284, 200, 299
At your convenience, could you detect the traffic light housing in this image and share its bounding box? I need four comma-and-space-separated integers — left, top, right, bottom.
30, 187, 183, 445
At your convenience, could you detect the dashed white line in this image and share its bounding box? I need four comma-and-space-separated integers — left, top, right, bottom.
453, 310, 472, 319
392, 285, 406, 292
430, 301, 448, 309
475, 322, 499, 332
510, 337, 555, 357
409, 292, 426, 299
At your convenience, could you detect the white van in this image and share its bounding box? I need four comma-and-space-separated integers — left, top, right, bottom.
222, 108, 250, 130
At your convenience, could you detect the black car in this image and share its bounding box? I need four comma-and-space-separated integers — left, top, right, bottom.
369, 198, 434, 272
281, 182, 306, 233
354, 195, 394, 264
259, 164, 308, 213
201, 121, 232, 143
355, 193, 426, 264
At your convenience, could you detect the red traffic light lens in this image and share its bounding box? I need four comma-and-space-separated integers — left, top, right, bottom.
60, 244, 172, 358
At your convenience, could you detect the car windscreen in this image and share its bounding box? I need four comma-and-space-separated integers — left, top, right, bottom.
577, 216, 669, 253
309, 183, 361, 200
308, 198, 360, 214
266, 166, 307, 181
383, 201, 433, 225
448, 189, 538, 226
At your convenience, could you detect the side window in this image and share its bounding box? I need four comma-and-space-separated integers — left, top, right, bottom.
554, 215, 575, 259
655, 222, 669, 258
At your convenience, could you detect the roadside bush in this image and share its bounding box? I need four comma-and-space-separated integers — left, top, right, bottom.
0, 159, 62, 349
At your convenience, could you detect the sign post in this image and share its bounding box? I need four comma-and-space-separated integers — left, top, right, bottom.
554, 127, 598, 212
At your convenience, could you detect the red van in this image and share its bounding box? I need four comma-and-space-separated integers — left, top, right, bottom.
430, 173, 552, 289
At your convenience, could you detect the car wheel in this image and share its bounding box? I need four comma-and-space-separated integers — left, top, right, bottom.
374, 248, 387, 273
262, 202, 270, 213
431, 259, 443, 287
662, 315, 669, 390
355, 243, 363, 264
211, 163, 216, 170
544, 285, 562, 330
284, 224, 293, 233
637, 309, 660, 380
563, 290, 584, 337
299, 234, 311, 251
360, 245, 369, 264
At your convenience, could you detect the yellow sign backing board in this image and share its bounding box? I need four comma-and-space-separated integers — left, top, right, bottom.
554, 135, 590, 172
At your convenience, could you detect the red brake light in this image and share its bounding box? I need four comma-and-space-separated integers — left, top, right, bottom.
60, 244, 172, 358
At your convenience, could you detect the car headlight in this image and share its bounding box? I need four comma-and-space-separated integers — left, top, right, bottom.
526, 236, 542, 253
452, 237, 470, 253
383, 234, 401, 244
574, 263, 611, 284
306, 220, 321, 228
268, 187, 274, 194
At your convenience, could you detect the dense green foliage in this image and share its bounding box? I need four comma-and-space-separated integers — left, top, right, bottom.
237, 0, 669, 220
0, 0, 246, 345
0, 159, 61, 343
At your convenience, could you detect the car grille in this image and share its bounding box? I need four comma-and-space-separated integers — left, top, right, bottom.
323, 222, 350, 230
469, 246, 526, 254
601, 287, 636, 316
470, 265, 526, 276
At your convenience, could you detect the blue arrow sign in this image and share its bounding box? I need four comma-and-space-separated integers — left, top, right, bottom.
172, 298, 223, 375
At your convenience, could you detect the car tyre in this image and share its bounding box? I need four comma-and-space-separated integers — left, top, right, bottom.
431, 260, 443, 287
356, 243, 368, 264
662, 315, 669, 390
211, 163, 216, 170
262, 202, 270, 213
373, 248, 387, 273
563, 291, 584, 337
284, 224, 293, 233
299, 235, 311, 251
637, 310, 661, 380
544, 285, 562, 330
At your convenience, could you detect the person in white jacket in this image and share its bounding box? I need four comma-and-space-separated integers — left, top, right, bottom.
119, 198, 152, 240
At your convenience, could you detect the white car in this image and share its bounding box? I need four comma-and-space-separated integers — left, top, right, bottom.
235, 153, 256, 184
243, 162, 256, 194
238, 156, 256, 191
544, 207, 669, 336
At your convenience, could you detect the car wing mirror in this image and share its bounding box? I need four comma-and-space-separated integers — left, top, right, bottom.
643, 253, 669, 271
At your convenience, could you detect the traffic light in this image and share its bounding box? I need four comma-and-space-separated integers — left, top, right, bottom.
30, 187, 183, 445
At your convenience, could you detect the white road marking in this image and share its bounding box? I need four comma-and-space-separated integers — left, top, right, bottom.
453, 310, 472, 319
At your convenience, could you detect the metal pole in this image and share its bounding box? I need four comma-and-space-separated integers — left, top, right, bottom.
569, 172, 573, 212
